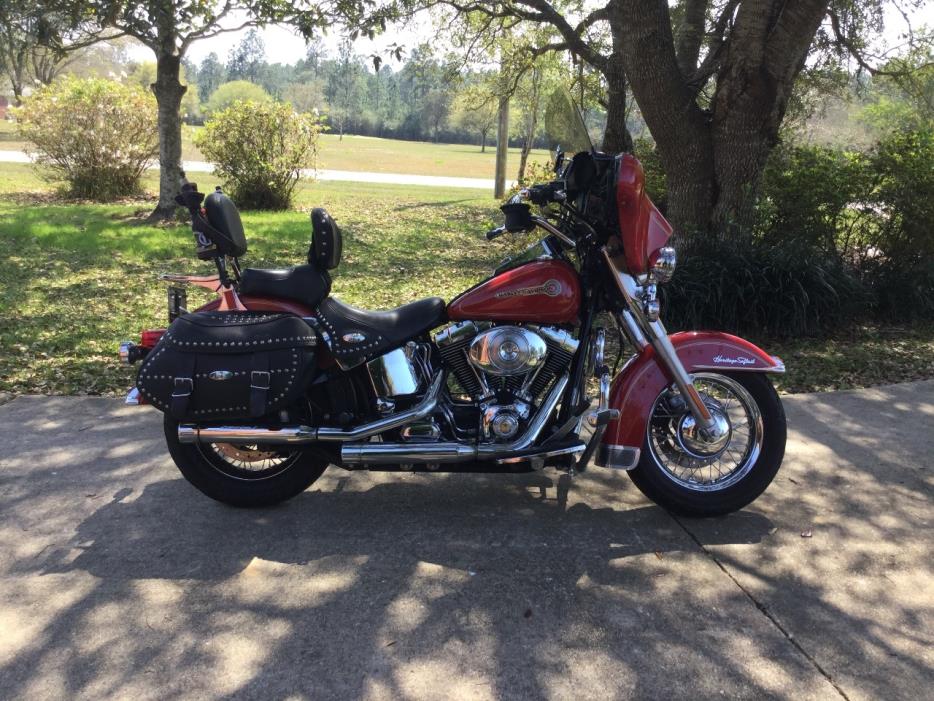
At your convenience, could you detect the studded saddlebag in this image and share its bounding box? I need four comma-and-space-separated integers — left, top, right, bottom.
135, 312, 317, 420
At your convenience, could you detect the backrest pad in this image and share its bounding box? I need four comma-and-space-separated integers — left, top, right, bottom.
309, 208, 342, 270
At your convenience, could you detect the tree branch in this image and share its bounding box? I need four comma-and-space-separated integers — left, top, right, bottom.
827, 6, 932, 77
687, 0, 740, 93
514, 0, 609, 69
675, 0, 708, 77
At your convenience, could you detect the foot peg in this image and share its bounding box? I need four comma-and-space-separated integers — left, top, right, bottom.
587, 408, 620, 428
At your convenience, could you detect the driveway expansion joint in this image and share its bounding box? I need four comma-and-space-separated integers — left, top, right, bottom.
672, 514, 852, 701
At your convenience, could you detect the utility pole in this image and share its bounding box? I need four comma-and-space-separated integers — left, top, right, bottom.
494, 93, 509, 198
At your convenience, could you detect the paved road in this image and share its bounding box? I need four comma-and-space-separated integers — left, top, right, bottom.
0, 150, 505, 191
0, 382, 931, 700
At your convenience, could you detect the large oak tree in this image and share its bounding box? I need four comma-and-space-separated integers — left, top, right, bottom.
420, 0, 925, 240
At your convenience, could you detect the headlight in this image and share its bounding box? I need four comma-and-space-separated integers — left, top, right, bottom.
651, 246, 677, 284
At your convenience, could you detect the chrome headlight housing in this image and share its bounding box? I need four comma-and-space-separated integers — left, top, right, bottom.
651, 246, 677, 284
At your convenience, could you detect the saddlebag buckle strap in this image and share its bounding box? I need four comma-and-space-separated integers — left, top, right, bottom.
170, 377, 194, 419
250, 370, 271, 390
249, 355, 271, 417
172, 377, 194, 397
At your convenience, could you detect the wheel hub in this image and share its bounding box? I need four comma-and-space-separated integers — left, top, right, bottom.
675, 407, 732, 458
213, 443, 281, 463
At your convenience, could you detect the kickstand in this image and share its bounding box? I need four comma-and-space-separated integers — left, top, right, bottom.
557, 472, 573, 510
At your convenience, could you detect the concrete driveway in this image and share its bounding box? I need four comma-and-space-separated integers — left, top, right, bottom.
0, 382, 931, 700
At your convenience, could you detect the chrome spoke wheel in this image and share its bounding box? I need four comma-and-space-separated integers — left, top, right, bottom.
647, 373, 764, 493
197, 442, 300, 481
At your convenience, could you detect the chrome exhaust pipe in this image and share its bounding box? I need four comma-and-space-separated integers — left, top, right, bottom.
177, 424, 319, 445
178, 371, 444, 445
341, 374, 569, 465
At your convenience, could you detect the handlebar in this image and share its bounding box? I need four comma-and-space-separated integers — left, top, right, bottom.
526, 181, 566, 205
488, 181, 574, 245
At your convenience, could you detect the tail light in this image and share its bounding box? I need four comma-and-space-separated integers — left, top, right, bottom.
140, 329, 166, 348
119, 329, 164, 366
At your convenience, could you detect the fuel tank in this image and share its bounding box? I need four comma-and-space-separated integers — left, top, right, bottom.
447, 260, 581, 324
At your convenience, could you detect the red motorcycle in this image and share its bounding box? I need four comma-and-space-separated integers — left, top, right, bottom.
120, 139, 785, 516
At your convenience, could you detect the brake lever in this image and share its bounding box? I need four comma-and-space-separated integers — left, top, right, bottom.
486, 226, 507, 241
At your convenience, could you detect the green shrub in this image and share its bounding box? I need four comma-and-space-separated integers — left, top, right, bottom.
204, 81, 271, 117
661, 241, 870, 337
195, 100, 321, 210
14, 77, 158, 200
864, 127, 934, 318
757, 142, 873, 257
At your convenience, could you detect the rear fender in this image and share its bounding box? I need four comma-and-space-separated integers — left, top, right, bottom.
597, 332, 784, 470
196, 295, 316, 317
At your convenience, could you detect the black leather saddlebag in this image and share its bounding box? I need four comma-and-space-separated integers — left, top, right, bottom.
136, 312, 317, 420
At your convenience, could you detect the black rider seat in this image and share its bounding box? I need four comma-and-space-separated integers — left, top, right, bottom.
239, 264, 331, 308
316, 296, 446, 367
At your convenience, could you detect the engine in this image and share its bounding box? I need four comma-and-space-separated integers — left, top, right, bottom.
435, 321, 578, 441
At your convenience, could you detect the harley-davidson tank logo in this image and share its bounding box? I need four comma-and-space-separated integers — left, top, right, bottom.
494, 278, 562, 299
712, 354, 757, 366
342, 332, 366, 344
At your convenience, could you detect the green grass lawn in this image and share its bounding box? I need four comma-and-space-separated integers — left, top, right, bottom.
0, 160, 931, 398
312, 133, 550, 179
3, 119, 550, 179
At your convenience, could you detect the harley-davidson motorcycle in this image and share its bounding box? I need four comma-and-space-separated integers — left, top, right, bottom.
119, 107, 786, 516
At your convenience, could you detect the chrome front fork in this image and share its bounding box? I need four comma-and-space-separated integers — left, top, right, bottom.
602, 249, 719, 436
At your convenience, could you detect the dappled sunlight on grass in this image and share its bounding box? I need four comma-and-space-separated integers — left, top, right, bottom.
1, 160, 932, 397
0, 162, 501, 395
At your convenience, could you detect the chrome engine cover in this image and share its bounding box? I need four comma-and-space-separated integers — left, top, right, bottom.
468, 326, 548, 377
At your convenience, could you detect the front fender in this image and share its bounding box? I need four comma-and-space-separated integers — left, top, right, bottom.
597, 331, 784, 470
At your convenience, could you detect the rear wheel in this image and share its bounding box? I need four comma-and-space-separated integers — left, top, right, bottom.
163, 416, 329, 507
627, 372, 786, 517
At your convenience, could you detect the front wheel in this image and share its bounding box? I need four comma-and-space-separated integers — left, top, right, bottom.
163, 416, 329, 507
628, 372, 786, 517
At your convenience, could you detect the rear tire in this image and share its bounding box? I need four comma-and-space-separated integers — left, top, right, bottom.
164, 416, 329, 507
627, 372, 786, 517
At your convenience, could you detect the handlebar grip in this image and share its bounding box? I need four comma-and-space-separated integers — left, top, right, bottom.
486, 226, 507, 241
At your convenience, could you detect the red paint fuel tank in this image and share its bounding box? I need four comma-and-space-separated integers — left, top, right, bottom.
447, 260, 581, 324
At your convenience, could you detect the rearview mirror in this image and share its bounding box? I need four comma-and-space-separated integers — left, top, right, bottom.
554, 146, 564, 174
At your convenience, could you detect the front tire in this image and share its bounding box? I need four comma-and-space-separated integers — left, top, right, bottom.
628, 372, 786, 517
164, 416, 329, 507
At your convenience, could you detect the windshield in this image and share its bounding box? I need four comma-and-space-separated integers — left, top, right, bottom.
543, 87, 594, 155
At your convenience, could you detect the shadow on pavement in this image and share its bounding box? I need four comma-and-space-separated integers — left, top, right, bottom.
1, 385, 931, 699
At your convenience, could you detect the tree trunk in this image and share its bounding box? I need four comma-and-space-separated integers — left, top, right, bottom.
494, 94, 509, 199
707, 0, 829, 239
517, 69, 542, 184
481, 134, 486, 153
609, 2, 715, 240
518, 134, 532, 184
149, 52, 186, 221
602, 55, 633, 153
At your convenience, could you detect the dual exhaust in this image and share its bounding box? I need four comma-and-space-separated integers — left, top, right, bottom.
178, 374, 576, 466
